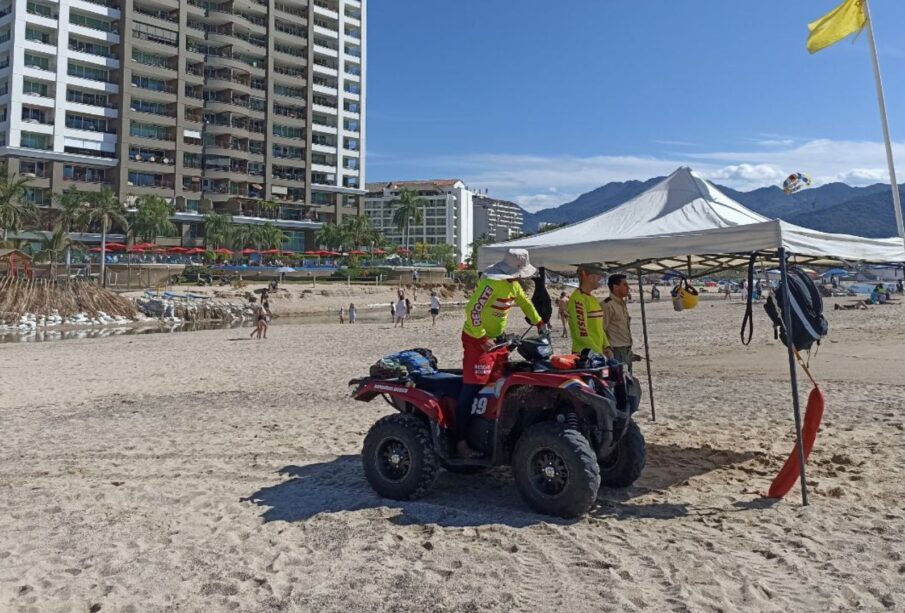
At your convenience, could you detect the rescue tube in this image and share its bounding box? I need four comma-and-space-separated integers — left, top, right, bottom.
767, 386, 825, 498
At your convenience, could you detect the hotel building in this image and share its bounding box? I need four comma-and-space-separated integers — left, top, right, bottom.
0, 0, 366, 250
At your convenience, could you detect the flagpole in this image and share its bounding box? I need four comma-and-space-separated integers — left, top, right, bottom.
862, 0, 905, 241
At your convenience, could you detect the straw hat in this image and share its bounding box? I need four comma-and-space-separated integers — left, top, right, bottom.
483, 248, 537, 280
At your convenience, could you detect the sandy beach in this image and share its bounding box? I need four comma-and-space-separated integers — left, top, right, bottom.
1, 294, 904, 612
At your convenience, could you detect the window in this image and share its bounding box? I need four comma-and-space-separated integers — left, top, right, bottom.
23, 80, 48, 97
70, 39, 112, 58
344, 101, 359, 113
133, 22, 178, 46
24, 53, 50, 71
343, 120, 359, 132
67, 89, 110, 108
128, 171, 169, 187
25, 27, 50, 44
185, 199, 200, 212
131, 75, 170, 92
26, 1, 53, 17
19, 160, 47, 178
132, 50, 173, 69
272, 144, 303, 159
343, 138, 358, 151
21, 107, 48, 124
70, 12, 114, 32
183, 153, 202, 168
66, 114, 112, 133
68, 62, 109, 82
273, 125, 303, 140
131, 99, 170, 116
130, 121, 171, 140
250, 78, 265, 91
23, 187, 51, 205
20, 132, 50, 149
63, 165, 107, 183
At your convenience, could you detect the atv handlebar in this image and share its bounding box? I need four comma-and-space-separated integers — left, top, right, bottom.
486, 325, 550, 353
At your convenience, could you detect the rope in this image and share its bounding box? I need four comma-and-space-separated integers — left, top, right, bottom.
794, 348, 819, 388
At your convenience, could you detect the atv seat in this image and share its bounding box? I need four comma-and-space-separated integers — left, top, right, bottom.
411, 372, 463, 398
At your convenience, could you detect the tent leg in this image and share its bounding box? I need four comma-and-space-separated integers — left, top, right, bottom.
779, 248, 809, 506
636, 269, 656, 421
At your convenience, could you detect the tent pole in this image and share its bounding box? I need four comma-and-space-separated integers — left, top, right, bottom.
778, 248, 809, 505
636, 268, 656, 421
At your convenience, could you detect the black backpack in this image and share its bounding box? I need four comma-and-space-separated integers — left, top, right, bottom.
763, 267, 828, 351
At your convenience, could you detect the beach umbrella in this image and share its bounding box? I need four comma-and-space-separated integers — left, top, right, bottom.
126, 246, 145, 253
371, 248, 386, 255
282, 250, 295, 256
214, 247, 234, 255
167, 247, 190, 254
104, 242, 126, 251
260, 249, 281, 255
185, 247, 204, 255
349, 249, 367, 255
240, 248, 258, 255
822, 268, 850, 277
397, 247, 411, 254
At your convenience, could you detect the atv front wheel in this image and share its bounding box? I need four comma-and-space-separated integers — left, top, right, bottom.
362, 414, 439, 500
599, 420, 646, 488
512, 424, 600, 518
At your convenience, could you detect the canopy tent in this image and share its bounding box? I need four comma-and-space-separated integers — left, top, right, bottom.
479, 167, 905, 504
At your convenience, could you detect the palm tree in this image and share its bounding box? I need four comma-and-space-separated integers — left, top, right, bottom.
36, 226, 80, 277
55, 187, 92, 271
203, 212, 233, 249
414, 242, 431, 261
81, 188, 126, 286
258, 199, 279, 220
342, 214, 377, 249
390, 189, 427, 255
430, 243, 457, 266
259, 223, 285, 250
0, 174, 37, 244
315, 222, 348, 250
131, 195, 176, 243
230, 223, 255, 250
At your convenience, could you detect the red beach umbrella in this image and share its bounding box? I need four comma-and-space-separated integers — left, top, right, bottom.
214, 247, 234, 255
185, 248, 204, 255
349, 250, 367, 255
260, 249, 281, 255
371, 248, 385, 255
167, 247, 190, 254
240, 248, 258, 255
104, 242, 126, 251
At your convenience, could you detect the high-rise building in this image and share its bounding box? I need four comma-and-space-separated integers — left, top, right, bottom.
0, 0, 366, 251
364, 179, 474, 263
473, 194, 523, 242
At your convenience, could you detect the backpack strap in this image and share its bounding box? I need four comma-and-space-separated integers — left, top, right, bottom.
740, 253, 756, 345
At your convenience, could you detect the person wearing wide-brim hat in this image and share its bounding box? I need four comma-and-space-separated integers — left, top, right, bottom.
456, 248, 545, 458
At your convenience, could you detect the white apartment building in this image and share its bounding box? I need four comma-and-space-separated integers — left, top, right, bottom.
0, 0, 367, 252
365, 179, 474, 263
473, 194, 524, 242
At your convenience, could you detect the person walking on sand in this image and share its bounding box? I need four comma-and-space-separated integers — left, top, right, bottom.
556, 291, 569, 337
250, 303, 268, 339
394, 294, 407, 328
349, 303, 357, 324
339, 305, 345, 324
429, 289, 441, 326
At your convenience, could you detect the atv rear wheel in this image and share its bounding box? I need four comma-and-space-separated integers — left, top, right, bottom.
599, 420, 646, 488
512, 424, 600, 518
362, 414, 439, 500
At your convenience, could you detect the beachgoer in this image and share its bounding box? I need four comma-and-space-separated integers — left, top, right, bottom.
651, 284, 661, 301
250, 303, 268, 339
723, 285, 731, 301
412, 269, 419, 283
405, 297, 412, 316
898, 279, 904, 295
556, 291, 569, 338
601, 273, 634, 372
835, 301, 868, 310
567, 264, 614, 358
349, 303, 357, 324
394, 296, 407, 328
339, 305, 345, 324
429, 290, 441, 326
389, 302, 395, 322
457, 249, 544, 458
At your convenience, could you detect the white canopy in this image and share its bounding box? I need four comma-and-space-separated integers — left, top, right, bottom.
479, 167, 905, 274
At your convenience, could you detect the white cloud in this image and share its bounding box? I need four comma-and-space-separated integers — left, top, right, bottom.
756, 139, 795, 148
372, 138, 905, 212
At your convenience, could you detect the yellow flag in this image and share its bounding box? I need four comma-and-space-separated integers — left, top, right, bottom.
807, 0, 867, 54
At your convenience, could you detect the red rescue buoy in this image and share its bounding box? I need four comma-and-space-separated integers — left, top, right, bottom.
767, 386, 825, 498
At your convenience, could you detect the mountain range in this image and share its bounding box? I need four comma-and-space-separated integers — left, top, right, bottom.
520, 179, 905, 239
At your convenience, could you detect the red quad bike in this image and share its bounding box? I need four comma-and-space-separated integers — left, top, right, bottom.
350, 333, 645, 518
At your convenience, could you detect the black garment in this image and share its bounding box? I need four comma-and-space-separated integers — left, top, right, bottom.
454, 383, 482, 442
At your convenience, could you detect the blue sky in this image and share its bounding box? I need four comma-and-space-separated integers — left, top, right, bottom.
365, 0, 905, 211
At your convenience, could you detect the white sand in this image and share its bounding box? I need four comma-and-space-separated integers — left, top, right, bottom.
1, 296, 904, 612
